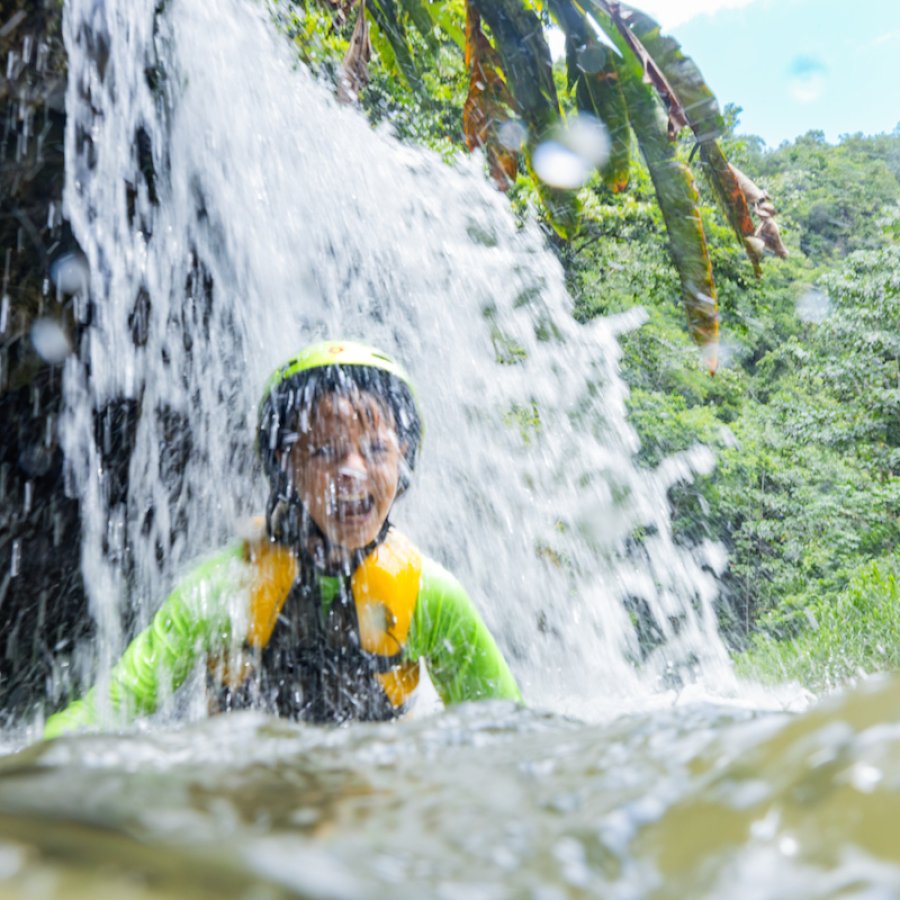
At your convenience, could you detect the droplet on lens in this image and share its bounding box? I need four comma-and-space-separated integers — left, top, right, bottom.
49, 250, 90, 296
31, 318, 72, 364
533, 114, 610, 190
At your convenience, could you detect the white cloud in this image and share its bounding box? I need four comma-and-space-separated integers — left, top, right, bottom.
633, 0, 760, 30
873, 29, 900, 46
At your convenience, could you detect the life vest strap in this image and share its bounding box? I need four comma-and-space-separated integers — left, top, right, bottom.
244, 538, 299, 649
239, 527, 423, 710
350, 529, 422, 657
376, 661, 421, 708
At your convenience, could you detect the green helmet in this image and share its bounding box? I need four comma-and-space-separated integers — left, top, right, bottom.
259, 340, 415, 413
257, 340, 422, 485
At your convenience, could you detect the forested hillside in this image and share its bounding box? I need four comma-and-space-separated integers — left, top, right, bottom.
281, 0, 899, 689
565, 113, 900, 687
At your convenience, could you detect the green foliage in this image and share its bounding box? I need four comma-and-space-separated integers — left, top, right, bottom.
704, 244, 900, 661
626, 387, 728, 467
275, 1, 351, 72
362, 39, 469, 155
745, 130, 900, 262
273, 3, 900, 692
276, 0, 469, 155
739, 559, 900, 691
566, 118, 900, 688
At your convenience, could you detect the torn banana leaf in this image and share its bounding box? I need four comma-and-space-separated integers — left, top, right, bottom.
337, 0, 372, 104
471, 0, 579, 236
463, 0, 519, 190
621, 65, 719, 366
757, 217, 788, 258
577, 0, 688, 140
700, 142, 762, 274
469, 0, 559, 137
610, 1, 723, 142
581, 1, 770, 271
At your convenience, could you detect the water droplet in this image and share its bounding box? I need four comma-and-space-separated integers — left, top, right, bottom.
533, 114, 610, 190
30, 318, 72, 364
18, 443, 53, 478
533, 142, 591, 190
0, 844, 25, 880
0, 294, 8, 333
576, 44, 607, 75
497, 119, 527, 152
778, 835, 799, 857
847, 763, 883, 793
796, 288, 830, 323
49, 250, 90, 295
10, 540, 20, 578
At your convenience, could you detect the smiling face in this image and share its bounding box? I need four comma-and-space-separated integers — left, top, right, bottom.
286, 390, 403, 551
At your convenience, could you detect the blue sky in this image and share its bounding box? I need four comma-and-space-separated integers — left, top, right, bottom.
547, 0, 900, 147
662, 0, 900, 146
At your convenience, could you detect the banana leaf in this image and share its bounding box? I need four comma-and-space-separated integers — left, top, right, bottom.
700, 142, 762, 274
550, 0, 631, 193
421, 0, 466, 49
580, 0, 768, 271
399, 0, 438, 50
463, 0, 519, 190
757, 217, 788, 258
469, 0, 558, 137
367, 0, 418, 86
610, 1, 723, 142
549, 0, 630, 192
535, 182, 582, 238
470, 0, 579, 236
608, 3, 767, 268
578, 63, 630, 192
576, 0, 688, 140
620, 66, 718, 366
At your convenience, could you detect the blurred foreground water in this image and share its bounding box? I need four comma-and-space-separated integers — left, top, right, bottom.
2, 676, 900, 898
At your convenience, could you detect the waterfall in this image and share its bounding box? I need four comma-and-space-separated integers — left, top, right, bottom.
58, 0, 734, 718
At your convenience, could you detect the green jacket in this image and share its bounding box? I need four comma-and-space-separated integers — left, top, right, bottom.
44, 530, 521, 737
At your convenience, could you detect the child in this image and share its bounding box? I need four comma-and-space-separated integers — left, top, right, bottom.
44, 341, 521, 736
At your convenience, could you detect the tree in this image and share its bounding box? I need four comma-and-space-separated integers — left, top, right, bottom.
281, 0, 788, 368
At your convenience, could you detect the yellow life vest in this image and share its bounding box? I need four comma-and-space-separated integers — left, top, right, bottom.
242, 528, 422, 708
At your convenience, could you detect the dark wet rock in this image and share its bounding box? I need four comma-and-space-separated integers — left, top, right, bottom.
1, 0, 93, 722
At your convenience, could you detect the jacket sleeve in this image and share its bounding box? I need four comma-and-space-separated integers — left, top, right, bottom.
406, 557, 522, 705
43, 545, 247, 739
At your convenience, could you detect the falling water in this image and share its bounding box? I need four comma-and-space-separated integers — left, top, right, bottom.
57, 0, 734, 719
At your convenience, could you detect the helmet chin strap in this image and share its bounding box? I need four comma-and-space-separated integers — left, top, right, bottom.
265, 483, 391, 577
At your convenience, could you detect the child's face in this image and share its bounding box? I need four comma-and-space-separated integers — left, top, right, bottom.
287, 390, 403, 551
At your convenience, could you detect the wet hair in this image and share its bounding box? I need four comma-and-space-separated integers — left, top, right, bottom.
258, 364, 421, 495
